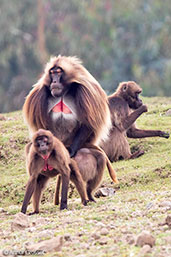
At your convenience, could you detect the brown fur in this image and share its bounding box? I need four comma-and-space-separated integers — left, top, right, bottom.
21, 129, 88, 215
101, 81, 169, 162
55, 145, 118, 204
23, 55, 111, 146
85, 144, 118, 183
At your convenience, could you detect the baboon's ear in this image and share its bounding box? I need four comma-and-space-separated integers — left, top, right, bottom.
122, 83, 128, 92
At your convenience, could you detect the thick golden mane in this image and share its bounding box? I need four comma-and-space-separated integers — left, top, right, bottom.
38, 55, 104, 94
23, 55, 111, 144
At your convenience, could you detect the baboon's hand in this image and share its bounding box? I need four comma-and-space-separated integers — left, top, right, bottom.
160, 131, 170, 139
141, 104, 148, 113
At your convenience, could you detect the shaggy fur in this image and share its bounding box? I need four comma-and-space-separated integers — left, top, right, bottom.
23, 55, 111, 145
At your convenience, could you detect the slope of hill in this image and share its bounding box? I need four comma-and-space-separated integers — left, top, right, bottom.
0, 97, 171, 256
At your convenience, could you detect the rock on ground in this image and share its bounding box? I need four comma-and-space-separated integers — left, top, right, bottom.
159, 201, 171, 208
138, 244, 152, 256
135, 231, 155, 247
11, 212, 30, 231
26, 236, 63, 253
165, 109, 171, 116
95, 187, 115, 198
165, 215, 171, 227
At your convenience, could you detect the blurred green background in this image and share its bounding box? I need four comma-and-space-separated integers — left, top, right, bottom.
0, 0, 171, 113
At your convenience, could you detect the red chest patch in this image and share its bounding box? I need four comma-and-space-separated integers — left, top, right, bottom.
41, 155, 53, 171
52, 100, 72, 114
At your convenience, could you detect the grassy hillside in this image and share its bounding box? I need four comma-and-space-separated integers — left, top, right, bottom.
0, 97, 171, 257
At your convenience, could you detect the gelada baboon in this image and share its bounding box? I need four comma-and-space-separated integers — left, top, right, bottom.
21, 129, 89, 215
55, 145, 119, 204
23, 55, 111, 157
101, 81, 169, 162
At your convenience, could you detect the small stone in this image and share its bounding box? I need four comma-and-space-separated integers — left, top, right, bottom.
77, 232, 84, 237
11, 212, 30, 231
64, 234, 72, 241
0, 114, 6, 121
165, 215, 171, 227
98, 238, 108, 245
80, 243, 89, 249
139, 244, 151, 256
95, 187, 115, 198
28, 227, 36, 233
8, 205, 19, 211
165, 109, 171, 116
125, 235, 135, 245
159, 201, 171, 208
65, 211, 73, 215
100, 228, 109, 236
26, 236, 63, 252
37, 230, 54, 238
146, 202, 154, 210
0, 208, 6, 213
92, 232, 101, 240
135, 231, 155, 247
32, 217, 47, 226
96, 222, 105, 228
110, 225, 116, 229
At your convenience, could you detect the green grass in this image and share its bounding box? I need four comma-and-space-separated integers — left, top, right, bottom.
0, 97, 171, 256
